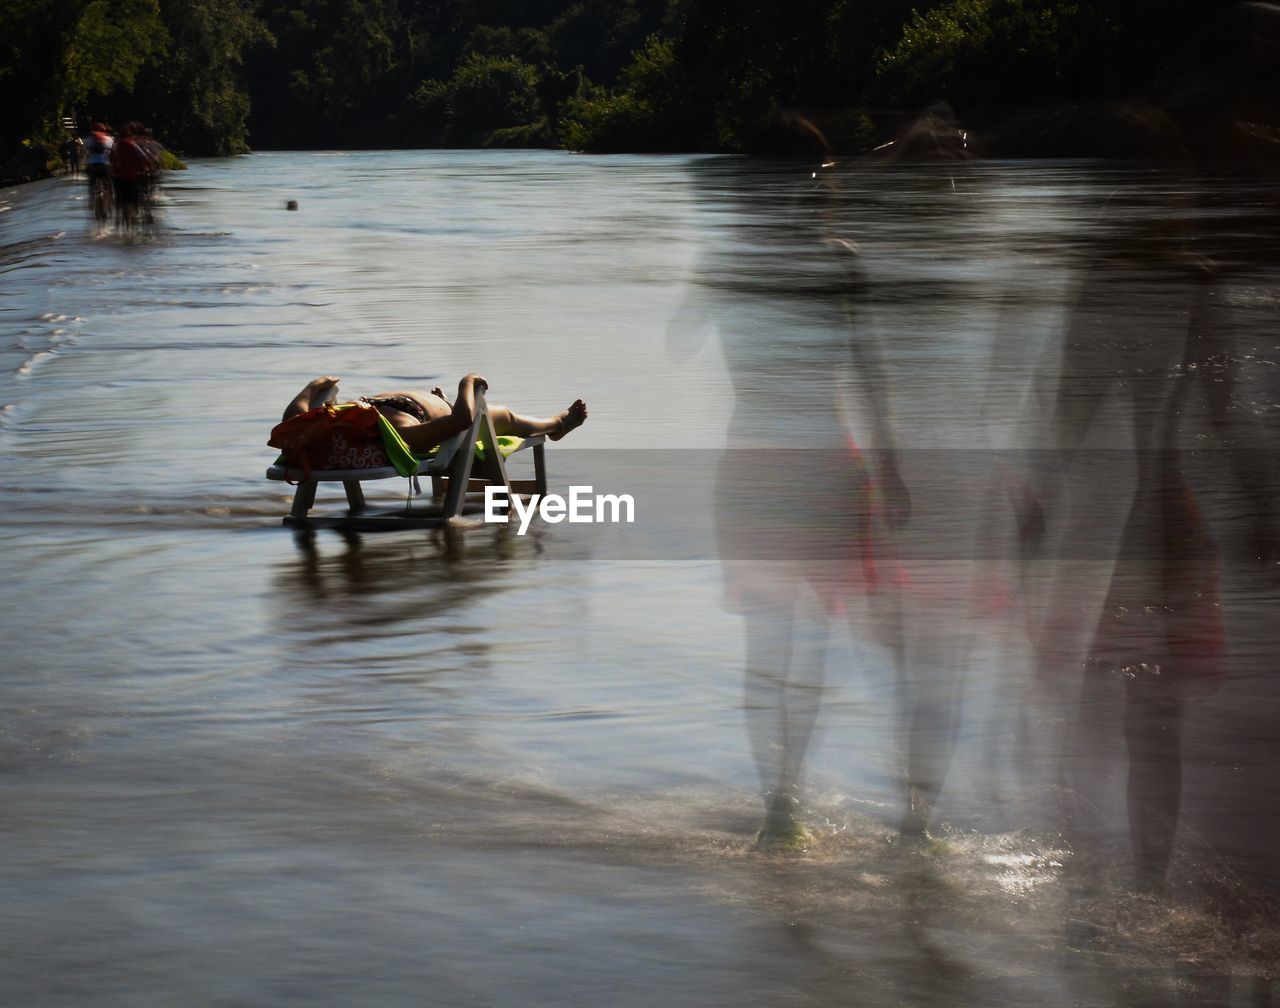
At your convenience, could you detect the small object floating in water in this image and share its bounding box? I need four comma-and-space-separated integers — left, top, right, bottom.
286, 200, 298, 211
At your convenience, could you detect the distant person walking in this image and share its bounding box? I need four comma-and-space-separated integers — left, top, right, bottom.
109, 122, 159, 235
83, 123, 114, 227
60, 135, 83, 176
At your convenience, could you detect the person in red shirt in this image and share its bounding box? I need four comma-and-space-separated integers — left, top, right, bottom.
108, 122, 159, 231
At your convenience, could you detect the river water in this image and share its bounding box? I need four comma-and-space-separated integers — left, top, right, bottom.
2, 150, 1278, 1006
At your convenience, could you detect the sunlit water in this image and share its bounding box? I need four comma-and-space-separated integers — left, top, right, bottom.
2, 151, 1278, 1005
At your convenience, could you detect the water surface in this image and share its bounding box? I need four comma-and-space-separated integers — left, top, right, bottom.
2, 150, 1278, 1006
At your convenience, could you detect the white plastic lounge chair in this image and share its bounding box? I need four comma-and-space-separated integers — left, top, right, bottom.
265, 388, 547, 530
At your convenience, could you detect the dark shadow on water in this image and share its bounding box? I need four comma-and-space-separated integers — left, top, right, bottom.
271, 522, 542, 633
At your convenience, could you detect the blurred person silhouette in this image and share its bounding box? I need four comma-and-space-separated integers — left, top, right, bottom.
109, 122, 160, 236
669, 116, 969, 851
82, 121, 113, 178
136, 126, 166, 228
60, 134, 83, 176
1165, 0, 1280, 158
82, 121, 114, 225
874, 102, 976, 163
1016, 103, 1276, 896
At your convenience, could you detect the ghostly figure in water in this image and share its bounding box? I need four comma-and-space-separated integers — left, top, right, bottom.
669, 117, 963, 849
1017, 103, 1276, 893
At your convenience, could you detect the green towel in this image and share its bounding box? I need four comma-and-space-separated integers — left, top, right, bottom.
271, 407, 523, 479
376, 415, 523, 478
374, 414, 421, 477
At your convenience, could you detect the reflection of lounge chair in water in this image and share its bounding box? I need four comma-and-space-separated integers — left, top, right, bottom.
266, 375, 584, 530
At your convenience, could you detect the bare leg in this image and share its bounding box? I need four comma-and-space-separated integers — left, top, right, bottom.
743, 597, 828, 851
889, 610, 962, 840
488, 400, 588, 440
283, 376, 340, 420
1060, 662, 1123, 900
1124, 678, 1184, 894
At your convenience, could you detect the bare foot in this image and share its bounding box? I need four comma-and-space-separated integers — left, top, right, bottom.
549, 399, 587, 441
307, 375, 341, 409
285, 376, 341, 419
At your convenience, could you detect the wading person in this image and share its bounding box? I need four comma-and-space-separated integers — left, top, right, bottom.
108, 122, 158, 235
669, 121, 963, 852
83, 122, 114, 224
1019, 110, 1267, 894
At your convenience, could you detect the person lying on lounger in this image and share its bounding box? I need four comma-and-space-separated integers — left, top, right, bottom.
283, 374, 588, 454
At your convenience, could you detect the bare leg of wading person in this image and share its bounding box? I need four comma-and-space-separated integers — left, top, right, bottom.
744, 599, 827, 852
864, 598, 961, 842
895, 637, 963, 842
1124, 680, 1185, 895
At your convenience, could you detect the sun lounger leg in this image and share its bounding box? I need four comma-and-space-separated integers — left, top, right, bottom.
441, 457, 475, 518
441, 414, 482, 519
343, 480, 366, 514
532, 444, 547, 496
289, 480, 318, 521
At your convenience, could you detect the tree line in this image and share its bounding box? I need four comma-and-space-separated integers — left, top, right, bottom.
3, 0, 1272, 158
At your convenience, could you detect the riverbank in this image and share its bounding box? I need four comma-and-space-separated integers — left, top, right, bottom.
0, 143, 188, 189
6, 100, 1273, 184
0, 142, 58, 186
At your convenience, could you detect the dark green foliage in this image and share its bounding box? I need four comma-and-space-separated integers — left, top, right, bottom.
5, 0, 1269, 157
0, 0, 80, 151
1, 0, 267, 156
445, 52, 541, 143
63, 0, 171, 108
463, 24, 553, 64
1, 0, 168, 151
548, 1, 665, 87
241, 0, 678, 149
246, 0, 411, 147
561, 36, 700, 151
142, 0, 272, 154
676, 0, 864, 149
876, 0, 1081, 109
